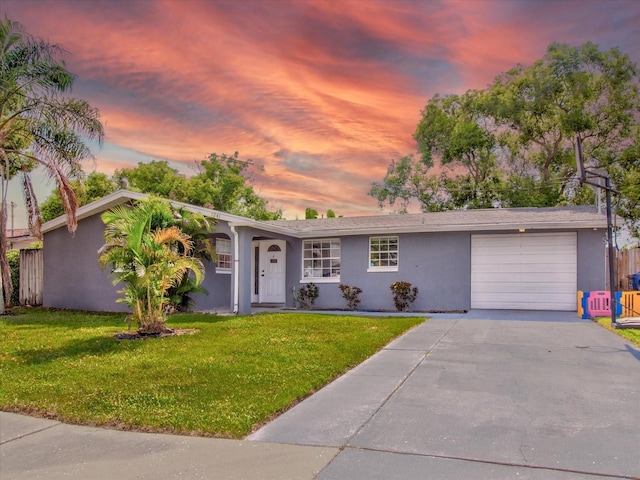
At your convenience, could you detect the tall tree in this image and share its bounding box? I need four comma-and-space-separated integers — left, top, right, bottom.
40, 172, 117, 222
113, 160, 188, 200
0, 17, 104, 310
185, 152, 281, 220
369, 154, 447, 213
414, 91, 502, 209
113, 154, 282, 221
371, 41, 640, 238
486, 42, 639, 208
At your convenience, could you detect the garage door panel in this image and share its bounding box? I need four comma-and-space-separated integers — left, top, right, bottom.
472, 253, 576, 265
472, 281, 577, 294
477, 291, 576, 303
473, 299, 576, 310
473, 264, 576, 275
471, 233, 577, 311
473, 268, 576, 279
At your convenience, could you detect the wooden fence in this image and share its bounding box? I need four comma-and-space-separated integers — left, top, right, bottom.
19, 249, 43, 306
612, 247, 640, 290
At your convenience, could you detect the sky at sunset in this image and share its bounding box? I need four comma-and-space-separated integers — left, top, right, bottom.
3, 0, 640, 227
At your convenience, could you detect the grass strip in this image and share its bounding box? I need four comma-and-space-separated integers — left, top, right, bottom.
594, 318, 640, 347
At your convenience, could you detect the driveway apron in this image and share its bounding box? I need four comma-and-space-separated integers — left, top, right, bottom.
249, 311, 640, 479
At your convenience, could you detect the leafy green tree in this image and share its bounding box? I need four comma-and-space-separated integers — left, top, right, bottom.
113, 160, 188, 200
167, 205, 215, 312
487, 42, 639, 207
369, 155, 448, 212
371, 41, 640, 238
186, 152, 281, 220
304, 208, 339, 218
113, 154, 281, 220
0, 17, 104, 311
98, 197, 205, 334
7, 249, 19, 306
40, 172, 118, 222
305, 208, 318, 219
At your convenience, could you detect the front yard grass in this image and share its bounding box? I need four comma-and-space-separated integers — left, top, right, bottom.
595, 318, 640, 347
0, 309, 423, 438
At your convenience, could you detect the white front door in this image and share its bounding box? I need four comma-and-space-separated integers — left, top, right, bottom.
258, 240, 286, 303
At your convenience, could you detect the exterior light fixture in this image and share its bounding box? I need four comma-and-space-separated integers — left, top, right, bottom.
518, 228, 526, 233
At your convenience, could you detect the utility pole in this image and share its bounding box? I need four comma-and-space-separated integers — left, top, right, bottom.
10, 201, 16, 236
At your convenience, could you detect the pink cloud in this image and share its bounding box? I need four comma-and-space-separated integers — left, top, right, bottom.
3, 0, 639, 223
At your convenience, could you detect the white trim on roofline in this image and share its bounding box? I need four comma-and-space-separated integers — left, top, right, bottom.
41, 190, 263, 234
272, 220, 607, 238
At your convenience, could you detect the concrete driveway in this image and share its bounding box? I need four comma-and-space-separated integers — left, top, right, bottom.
249, 310, 640, 479
2, 310, 639, 479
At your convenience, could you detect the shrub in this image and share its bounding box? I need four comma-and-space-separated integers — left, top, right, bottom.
295, 283, 319, 309
390, 281, 418, 312
339, 284, 362, 310
8, 250, 19, 306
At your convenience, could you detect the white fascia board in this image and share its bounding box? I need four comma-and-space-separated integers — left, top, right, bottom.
41, 190, 255, 234
228, 220, 300, 237
41, 190, 147, 234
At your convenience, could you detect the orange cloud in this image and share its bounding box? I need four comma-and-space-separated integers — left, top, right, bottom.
3, 0, 639, 224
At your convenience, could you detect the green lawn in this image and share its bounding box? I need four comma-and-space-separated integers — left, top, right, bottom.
0, 309, 423, 438
595, 318, 640, 347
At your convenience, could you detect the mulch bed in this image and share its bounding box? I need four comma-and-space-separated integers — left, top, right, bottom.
114, 329, 198, 340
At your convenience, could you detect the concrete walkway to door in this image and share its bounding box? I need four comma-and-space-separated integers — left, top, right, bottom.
249, 310, 640, 479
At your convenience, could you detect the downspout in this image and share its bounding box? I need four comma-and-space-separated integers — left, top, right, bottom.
230, 225, 240, 314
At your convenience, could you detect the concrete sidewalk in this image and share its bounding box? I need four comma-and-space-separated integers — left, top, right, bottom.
2, 310, 640, 479
0, 413, 338, 479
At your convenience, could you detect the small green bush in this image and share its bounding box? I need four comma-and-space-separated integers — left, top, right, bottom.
390, 281, 418, 312
295, 283, 319, 309
339, 284, 362, 310
8, 250, 19, 306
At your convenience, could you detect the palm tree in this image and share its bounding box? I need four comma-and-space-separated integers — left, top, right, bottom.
98, 198, 205, 334
0, 17, 104, 311
167, 205, 216, 312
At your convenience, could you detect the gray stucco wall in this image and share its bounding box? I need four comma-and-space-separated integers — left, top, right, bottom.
286, 232, 471, 312
44, 212, 606, 314
577, 228, 607, 292
44, 214, 234, 313
284, 229, 605, 312
191, 222, 235, 311
43, 214, 127, 312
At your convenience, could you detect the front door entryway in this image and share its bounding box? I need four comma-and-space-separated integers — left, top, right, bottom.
253, 240, 286, 304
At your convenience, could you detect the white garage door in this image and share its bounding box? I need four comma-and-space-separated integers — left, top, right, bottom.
471, 233, 577, 311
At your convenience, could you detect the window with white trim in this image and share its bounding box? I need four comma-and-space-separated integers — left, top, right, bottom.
368, 236, 398, 271
216, 238, 232, 273
302, 239, 340, 281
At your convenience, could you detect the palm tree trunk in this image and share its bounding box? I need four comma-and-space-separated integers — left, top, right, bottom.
0, 260, 4, 314
1, 193, 11, 312
2, 153, 12, 311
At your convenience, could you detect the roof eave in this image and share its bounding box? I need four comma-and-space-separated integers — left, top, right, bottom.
288, 220, 608, 238
41, 190, 257, 234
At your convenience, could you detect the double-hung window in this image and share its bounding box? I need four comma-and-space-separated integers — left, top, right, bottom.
368, 236, 398, 272
216, 238, 232, 273
302, 239, 340, 281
